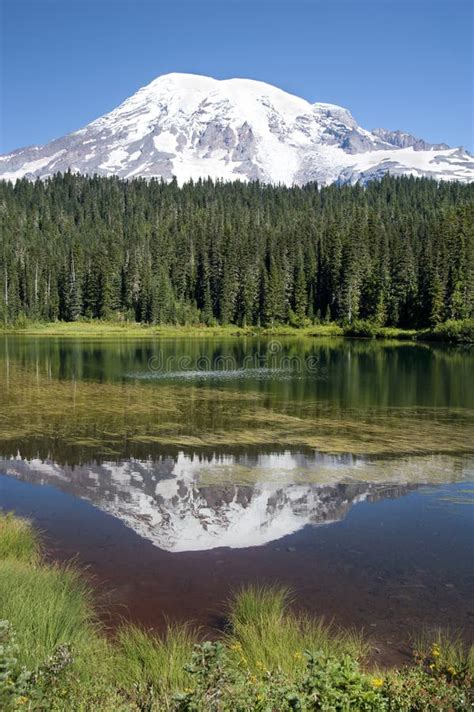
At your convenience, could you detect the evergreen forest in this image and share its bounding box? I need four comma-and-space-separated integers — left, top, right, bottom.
0, 173, 472, 328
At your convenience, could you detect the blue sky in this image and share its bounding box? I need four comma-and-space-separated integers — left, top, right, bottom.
1, 0, 473, 153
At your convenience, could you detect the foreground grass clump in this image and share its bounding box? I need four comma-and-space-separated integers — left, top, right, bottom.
225, 585, 368, 677
0, 512, 473, 710
0, 558, 104, 674
0, 512, 40, 563
114, 623, 198, 704
0, 513, 120, 710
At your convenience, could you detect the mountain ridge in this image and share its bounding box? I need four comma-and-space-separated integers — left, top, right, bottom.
1, 72, 473, 185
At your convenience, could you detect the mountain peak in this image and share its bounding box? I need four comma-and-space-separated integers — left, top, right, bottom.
1, 72, 472, 185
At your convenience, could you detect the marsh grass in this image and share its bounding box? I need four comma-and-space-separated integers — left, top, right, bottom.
343, 321, 418, 340
0, 511, 110, 686
225, 585, 369, 678
0, 512, 40, 563
4, 318, 472, 342
114, 623, 198, 699
0, 512, 193, 704
0, 319, 343, 339
0, 558, 106, 675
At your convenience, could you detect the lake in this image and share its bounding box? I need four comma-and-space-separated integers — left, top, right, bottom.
1, 334, 473, 665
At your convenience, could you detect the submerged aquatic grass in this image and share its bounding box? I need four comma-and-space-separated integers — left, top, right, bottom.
1, 359, 473, 463
127, 366, 293, 382
195, 453, 474, 488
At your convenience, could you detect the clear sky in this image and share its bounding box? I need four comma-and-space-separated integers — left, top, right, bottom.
1, 0, 473, 154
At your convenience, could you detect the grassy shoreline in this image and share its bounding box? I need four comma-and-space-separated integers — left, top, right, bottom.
1, 320, 343, 339
0, 512, 472, 710
1, 318, 473, 343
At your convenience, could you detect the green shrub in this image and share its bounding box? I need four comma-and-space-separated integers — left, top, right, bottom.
173, 642, 473, 712
382, 665, 472, 711
343, 320, 417, 340
0, 620, 33, 710
421, 319, 474, 343
173, 644, 384, 711
343, 319, 379, 338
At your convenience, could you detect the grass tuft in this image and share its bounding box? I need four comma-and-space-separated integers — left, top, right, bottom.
114, 622, 198, 700
225, 585, 368, 678
0, 512, 40, 563
414, 629, 474, 675
0, 558, 105, 676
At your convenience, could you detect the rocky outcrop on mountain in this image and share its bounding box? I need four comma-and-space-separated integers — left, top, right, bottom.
372, 127, 450, 151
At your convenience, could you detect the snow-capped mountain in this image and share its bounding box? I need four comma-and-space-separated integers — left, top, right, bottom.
2, 451, 472, 552
1, 73, 472, 186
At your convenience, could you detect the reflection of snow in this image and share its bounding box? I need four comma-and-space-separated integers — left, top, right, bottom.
1, 452, 472, 553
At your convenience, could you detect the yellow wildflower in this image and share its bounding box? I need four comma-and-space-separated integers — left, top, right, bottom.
293, 651, 303, 660
371, 677, 384, 688
431, 644, 441, 658
15, 697, 29, 706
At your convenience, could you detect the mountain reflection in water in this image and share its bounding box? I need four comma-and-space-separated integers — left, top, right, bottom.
2, 451, 472, 552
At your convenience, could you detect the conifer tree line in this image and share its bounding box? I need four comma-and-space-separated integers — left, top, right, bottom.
0, 173, 472, 328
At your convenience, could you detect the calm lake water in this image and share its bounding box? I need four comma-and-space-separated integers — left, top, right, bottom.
1, 335, 473, 663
